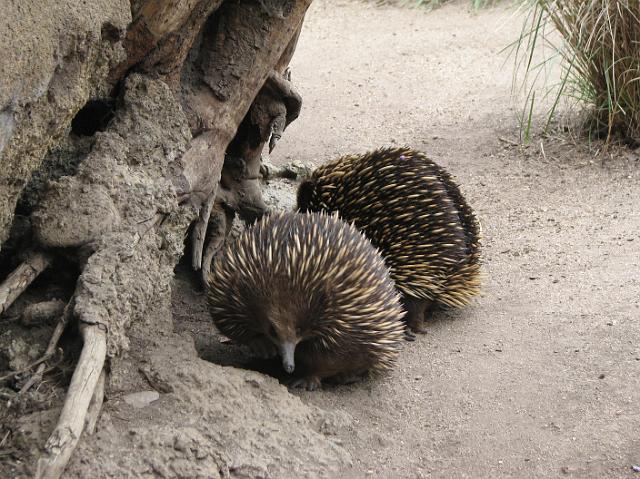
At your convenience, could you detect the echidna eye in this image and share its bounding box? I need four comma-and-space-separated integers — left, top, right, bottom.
267, 324, 277, 338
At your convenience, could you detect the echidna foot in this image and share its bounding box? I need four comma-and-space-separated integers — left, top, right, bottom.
330, 371, 366, 385
404, 327, 417, 342
247, 336, 278, 359
288, 375, 322, 391
408, 320, 430, 335
402, 297, 432, 337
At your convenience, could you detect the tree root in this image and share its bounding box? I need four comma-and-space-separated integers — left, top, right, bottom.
84, 369, 106, 435
35, 323, 107, 479
201, 206, 232, 285
0, 2, 312, 477
193, 69, 303, 281
0, 251, 51, 315
191, 191, 217, 272
19, 304, 71, 395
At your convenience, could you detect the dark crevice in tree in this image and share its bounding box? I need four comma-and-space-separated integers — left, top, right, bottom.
71, 100, 116, 137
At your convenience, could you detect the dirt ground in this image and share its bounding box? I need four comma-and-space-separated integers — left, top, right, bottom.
3, 1, 640, 478
179, 0, 640, 477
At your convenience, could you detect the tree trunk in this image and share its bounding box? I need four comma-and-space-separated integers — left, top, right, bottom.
0, 1, 311, 476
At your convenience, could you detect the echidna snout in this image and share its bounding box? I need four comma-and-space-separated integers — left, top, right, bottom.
264, 302, 307, 374
207, 211, 406, 390
280, 341, 297, 373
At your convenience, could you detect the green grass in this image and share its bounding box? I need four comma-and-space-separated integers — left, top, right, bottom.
508, 1, 640, 144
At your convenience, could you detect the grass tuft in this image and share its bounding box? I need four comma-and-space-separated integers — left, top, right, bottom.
508, 1, 640, 144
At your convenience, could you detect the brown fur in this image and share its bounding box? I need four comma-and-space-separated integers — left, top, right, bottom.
207, 211, 406, 389
297, 146, 482, 334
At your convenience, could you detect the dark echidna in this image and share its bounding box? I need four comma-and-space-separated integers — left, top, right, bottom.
207, 211, 406, 390
297, 146, 481, 335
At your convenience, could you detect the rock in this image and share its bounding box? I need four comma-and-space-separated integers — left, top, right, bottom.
260, 156, 313, 181
277, 160, 313, 180
259, 156, 277, 179
122, 390, 160, 408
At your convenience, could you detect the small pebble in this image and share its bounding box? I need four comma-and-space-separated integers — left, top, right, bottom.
632, 465, 640, 473
173, 435, 188, 452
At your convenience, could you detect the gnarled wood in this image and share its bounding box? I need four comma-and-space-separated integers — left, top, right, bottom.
0, 251, 51, 315
35, 324, 107, 479
191, 190, 217, 271
110, 0, 224, 85
84, 369, 106, 435
7, 1, 312, 477
201, 205, 232, 284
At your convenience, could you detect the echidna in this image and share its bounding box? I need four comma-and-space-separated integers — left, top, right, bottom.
296, 146, 481, 335
207, 211, 406, 390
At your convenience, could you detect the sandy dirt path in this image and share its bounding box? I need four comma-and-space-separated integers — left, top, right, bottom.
268, 1, 640, 477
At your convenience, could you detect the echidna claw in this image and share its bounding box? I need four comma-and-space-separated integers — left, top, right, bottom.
404, 328, 417, 342
410, 323, 430, 335
287, 376, 321, 391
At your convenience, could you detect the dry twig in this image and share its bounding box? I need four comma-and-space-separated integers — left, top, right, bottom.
0, 252, 51, 315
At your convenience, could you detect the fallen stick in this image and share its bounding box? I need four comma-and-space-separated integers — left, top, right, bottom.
0, 251, 51, 315
35, 323, 107, 479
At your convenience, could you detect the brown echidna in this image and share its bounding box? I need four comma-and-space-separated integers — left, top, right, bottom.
207, 211, 406, 390
296, 146, 481, 335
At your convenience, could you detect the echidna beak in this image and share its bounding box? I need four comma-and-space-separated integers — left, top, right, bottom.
281, 341, 297, 374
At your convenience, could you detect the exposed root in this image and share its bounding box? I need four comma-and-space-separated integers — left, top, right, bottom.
201, 206, 231, 285
84, 369, 106, 435
2, 2, 311, 476
191, 191, 216, 271
19, 304, 71, 395
192, 69, 303, 278
0, 251, 51, 315
261, 71, 302, 153
35, 323, 107, 479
